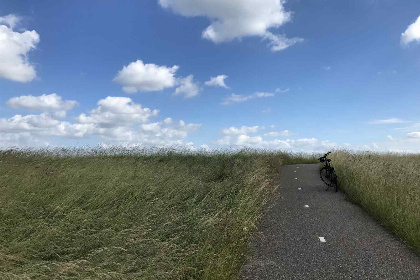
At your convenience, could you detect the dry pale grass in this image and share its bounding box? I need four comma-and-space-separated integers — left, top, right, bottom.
330, 150, 420, 254
0, 148, 317, 279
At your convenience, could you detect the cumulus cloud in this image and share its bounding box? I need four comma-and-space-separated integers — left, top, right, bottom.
200, 144, 211, 151
113, 60, 179, 93
0, 113, 64, 134
158, 0, 302, 51
221, 92, 275, 105
113, 60, 202, 98
77, 97, 159, 126
7, 93, 78, 118
205, 75, 229, 88
0, 132, 49, 148
216, 125, 420, 153
0, 96, 200, 148
138, 118, 201, 145
0, 113, 88, 148
401, 15, 420, 45
215, 125, 337, 152
0, 14, 40, 82
0, 14, 21, 29
174, 75, 201, 98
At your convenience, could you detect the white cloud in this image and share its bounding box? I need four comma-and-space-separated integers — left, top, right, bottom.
0, 113, 88, 148
217, 134, 336, 152
216, 126, 326, 151
218, 129, 420, 153
200, 144, 211, 151
113, 60, 201, 98
0, 96, 200, 148
77, 97, 159, 126
223, 125, 260, 136
217, 125, 261, 145
158, 0, 302, 51
0, 14, 40, 82
7, 93, 78, 118
113, 60, 179, 93
0, 113, 63, 134
0, 132, 49, 148
275, 88, 289, 93
407, 132, 420, 138
395, 121, 420, 132
174, 75, 201, 98
215, 125, 339, 152
264, 130, 291, 137
235, 134, 263, 146
205, 75, 229, 88
221, 94, 248, 104
365, 133, 420, 153
138, 118, 201, 145
221, 91, 275, 105
369, 118, 408, 124
263, 32, 304, 52
401, 15, 420, 45
0, 14, 21, 29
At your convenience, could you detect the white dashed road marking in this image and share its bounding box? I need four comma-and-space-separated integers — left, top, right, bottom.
319, 237, 326, 242
294, 171, 296, 172
304, 205, 309, 208
298, 188, 301, 190
295, 178, 298, 180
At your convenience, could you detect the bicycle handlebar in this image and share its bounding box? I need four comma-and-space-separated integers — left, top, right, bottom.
318, 151, 332, 162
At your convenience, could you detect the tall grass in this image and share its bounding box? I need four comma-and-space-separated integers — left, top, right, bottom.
330, 151, 420, 254
0, 148, 316, 279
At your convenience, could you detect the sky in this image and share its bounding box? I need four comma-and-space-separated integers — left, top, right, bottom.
1, 0, 420, 152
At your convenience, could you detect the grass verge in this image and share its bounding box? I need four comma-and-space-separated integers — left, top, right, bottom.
0, 149, 316, 279
330, 150, 420, 254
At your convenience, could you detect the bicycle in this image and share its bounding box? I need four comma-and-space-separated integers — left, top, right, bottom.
318, 152, 338, 192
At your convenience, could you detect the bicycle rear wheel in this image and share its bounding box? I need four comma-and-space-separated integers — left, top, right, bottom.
330, 170, 338, 192
320, 167, 330, 187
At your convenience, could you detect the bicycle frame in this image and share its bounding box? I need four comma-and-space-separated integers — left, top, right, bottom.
319, 152, 338, 192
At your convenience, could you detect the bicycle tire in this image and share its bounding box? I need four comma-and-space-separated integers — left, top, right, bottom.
320, 167, 329, 187
330, 170, 338, 192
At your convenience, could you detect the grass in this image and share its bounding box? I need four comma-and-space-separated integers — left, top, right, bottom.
330, 150, 420, 254
0, 148, 317, 279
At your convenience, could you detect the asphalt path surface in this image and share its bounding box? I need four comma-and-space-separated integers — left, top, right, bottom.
240, 164, 420, 280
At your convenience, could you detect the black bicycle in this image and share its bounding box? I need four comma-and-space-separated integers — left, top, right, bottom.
318, 152, 338, 192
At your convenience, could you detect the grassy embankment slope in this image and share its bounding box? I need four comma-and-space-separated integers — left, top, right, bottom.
0, 149, 316, 279
330, 151, 420, 255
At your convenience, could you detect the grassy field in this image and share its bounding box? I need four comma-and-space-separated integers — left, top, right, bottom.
330, 151, 420, 254
0, 148, 316, 279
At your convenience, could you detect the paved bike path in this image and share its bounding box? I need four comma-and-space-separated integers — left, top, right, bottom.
240, 164, 420, 279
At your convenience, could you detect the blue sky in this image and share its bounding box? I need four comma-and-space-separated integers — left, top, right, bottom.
1, 0, 420, 152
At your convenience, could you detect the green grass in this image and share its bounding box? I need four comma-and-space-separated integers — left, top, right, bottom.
0, 148, 317, 279
330, 150, 420, 254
